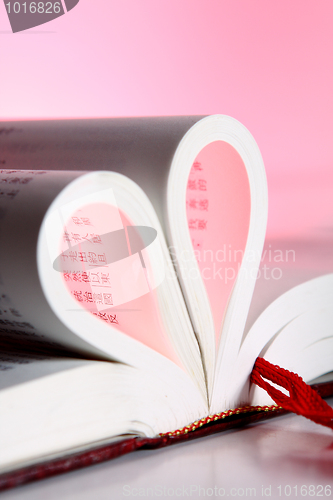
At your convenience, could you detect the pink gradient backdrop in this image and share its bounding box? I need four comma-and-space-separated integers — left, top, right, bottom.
1, 1, 333, 240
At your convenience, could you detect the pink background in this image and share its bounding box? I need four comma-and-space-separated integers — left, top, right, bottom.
1, 1, 333, 240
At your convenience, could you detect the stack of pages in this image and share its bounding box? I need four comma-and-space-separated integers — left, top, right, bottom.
0, 115, 332, 479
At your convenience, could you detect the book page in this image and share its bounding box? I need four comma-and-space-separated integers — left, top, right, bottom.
0, 347, 89, 392
186, 141, 251, 345
56, 200, 182, 366
0, 117, 203, 231
0, 170, 190, 379
229, 273, 333, 407
0, 170, 143, 360
0, 170, 72, 346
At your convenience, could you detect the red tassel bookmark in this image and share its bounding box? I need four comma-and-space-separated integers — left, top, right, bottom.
251, 357, 333, 430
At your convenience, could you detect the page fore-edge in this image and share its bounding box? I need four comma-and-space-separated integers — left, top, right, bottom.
1, 381, 332, 492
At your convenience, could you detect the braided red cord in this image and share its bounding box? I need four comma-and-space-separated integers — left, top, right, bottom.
251, 357, 333, 429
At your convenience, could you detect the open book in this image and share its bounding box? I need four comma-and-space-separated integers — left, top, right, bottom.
0, 116, 332, 481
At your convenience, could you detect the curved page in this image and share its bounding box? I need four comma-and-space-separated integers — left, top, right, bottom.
167, 116, 267, 409
230, 274, 333, 407
0, 170, 207, 405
